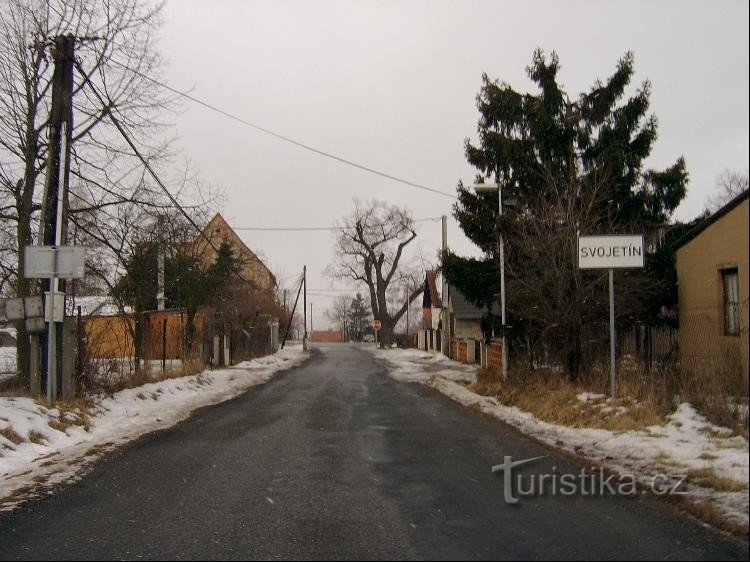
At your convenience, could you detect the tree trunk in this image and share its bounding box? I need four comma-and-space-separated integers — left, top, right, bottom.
14, 185, 35, 385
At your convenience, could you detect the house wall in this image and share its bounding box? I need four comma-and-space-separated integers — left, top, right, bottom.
676, 198, 749, 374
84, 311, 205, 360
196, 216, 276, 293
453, 318, 483, 340
310, 330, 346, 343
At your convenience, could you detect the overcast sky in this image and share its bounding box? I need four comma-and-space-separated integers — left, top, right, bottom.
158, 0, 749, 328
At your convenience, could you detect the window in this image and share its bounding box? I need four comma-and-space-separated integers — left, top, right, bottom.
722, 268, 740, 336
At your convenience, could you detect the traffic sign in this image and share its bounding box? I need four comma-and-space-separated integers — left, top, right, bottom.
24, 246, 86, 279
372, 320, 382, 331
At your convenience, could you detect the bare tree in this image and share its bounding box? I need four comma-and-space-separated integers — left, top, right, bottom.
0, 0, 183, 379
327, 199, 424, 348
705, 169, 749, 212
325, 294, 352, 336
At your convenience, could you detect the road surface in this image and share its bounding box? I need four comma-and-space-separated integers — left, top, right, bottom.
0, 344, 746, 560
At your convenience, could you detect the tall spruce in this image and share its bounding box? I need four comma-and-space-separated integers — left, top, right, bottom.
444, 50, 688, 377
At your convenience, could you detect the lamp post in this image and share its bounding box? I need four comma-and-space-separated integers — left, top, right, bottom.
474, 182, 508, 378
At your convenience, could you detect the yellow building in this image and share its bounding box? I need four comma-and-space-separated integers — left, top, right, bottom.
194, 213, 276, 294
675, 191, 748, 376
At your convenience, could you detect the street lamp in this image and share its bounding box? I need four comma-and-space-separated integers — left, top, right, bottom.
474, 182, 508, 378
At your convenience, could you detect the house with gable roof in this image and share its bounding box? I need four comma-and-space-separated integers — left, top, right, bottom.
194, 213, 277, 294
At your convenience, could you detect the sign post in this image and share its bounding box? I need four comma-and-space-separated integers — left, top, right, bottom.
578, 235, 644, 399
23, 245, 85, 405
373, 320, 381, 347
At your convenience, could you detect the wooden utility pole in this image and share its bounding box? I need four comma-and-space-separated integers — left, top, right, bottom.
39, 35, 75, 403
303, 265, 307, 350
41, 35, 75, 247
157, 214, 165, 310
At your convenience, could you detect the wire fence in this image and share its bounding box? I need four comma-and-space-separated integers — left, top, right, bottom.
78, 308, 280, 392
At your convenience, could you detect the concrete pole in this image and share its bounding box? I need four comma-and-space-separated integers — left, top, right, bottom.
441, 215, 449, 356
498, 184, 508, 378
609, 268, 617, 398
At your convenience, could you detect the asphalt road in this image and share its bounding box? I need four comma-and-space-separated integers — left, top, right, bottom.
0, 344, 746, 560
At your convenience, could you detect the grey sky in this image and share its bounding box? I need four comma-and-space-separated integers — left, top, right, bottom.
158, 0, 749, 328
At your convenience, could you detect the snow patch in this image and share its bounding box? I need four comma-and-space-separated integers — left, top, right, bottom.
369, 347, 749, 529
0, 345, 308, 510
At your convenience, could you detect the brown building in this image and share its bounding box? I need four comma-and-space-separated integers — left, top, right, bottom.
421, 270, 441, 331
310, 330, 346, 343
194, 213, 276, 293
675, 190, 748, 376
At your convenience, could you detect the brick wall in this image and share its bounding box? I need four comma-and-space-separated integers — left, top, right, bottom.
487, 338, 504, 372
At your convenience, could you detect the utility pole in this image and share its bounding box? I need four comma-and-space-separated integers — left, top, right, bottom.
310, 302, 313, 335
441, 215, 449, 356
303, 265, 307, 350
40, 35, 75, 405
406, 290, 409, 336
498, 185, 508, 379
157, 214, 165, 311
473, 183, 508, 378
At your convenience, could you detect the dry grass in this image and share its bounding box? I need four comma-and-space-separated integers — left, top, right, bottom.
48, 419, 68, 433
671, 496, 750, 539
471, 367, 669, 432
685, 468, 749, 493
472, 351, 748, 438
27, 430, 47, 445
0, 425, 25, 445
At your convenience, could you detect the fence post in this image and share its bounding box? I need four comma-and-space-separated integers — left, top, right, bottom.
61, 317, 75, 400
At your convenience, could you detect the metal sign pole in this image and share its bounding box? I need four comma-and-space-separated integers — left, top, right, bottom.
609, 268, 616, 399
47, 248, 57, 407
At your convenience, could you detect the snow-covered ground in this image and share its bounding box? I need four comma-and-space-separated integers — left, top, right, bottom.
369, 347, 749, 530
66, 295, 132, 316
0, 325, 17, 381
0, 345, 308, 510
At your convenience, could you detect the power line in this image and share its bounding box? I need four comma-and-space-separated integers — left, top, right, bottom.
107, 57, 457, 200
233, 216, 442, 232
74, 60, 266, 292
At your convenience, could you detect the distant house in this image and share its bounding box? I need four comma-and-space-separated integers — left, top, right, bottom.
674, 190, 748, 376
194, 213, 276, 293
447, 287, 487, 341
418, 270, 442, 351
422, 270, 441, 331
446, 286, 500, 367
311, 330, 346, 343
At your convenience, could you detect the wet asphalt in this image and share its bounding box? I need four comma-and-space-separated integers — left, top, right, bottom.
0, 344, 746, 560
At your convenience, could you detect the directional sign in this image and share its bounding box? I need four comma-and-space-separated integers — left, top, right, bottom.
578, 235, 644, 269
372, 320, 382, 331
24, 246, 86, 279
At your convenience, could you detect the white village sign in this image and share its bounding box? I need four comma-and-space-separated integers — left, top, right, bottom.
578, 235, 644, 269
578, 234, 645, 398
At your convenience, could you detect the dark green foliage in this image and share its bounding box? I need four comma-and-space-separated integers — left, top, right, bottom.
445, 49, 689, 377
114, 241, 240, 316
348, 292, 372, 340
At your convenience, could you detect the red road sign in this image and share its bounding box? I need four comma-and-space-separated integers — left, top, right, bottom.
372, 320, 382, 331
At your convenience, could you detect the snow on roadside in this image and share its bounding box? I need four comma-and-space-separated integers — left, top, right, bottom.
0, 345, 308, 510
369, 347, 749, 529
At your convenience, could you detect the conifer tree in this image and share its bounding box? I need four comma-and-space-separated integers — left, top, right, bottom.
445, 50, 688, 377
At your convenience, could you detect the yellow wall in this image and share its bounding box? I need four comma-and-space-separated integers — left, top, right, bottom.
676, 198, 748, 373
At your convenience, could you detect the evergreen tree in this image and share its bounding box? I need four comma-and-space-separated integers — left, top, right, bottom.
445, 50, 688, 377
